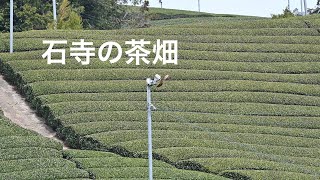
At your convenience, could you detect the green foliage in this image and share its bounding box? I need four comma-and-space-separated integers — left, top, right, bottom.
87, 167, 227, 179
145, 7, 230, 20
0, 168, 89, 180
8, 29, 320, 42
1, 15, 320, 179
221, 170, 317, 180
121, 5, 151, 29
19, 68, 320, 85
155, 147, 320, 166
16, 4, 50, 30
0, 114, 90, 178
49, 0, 83, 30
0, 120, 34, 137
0, 147, 62, 160
0, 0, 151, 32
70, 0, 126, 30
65, 150, 228, 179
151, 16, 263, 26
5, 58, 320, 75
57, 111, 320, 129
26, 80, 320, 97
1, 25, 319, 41
168, 18, 311, 29
272, 8, 295, 19
0, 158, 76, 173
0, 136, 61, 150
64, 149, 120, 158
67, 117, 320, 139
3, 37, 320, 54
190, 158, 320, 176
0, 0, 53, 32
126, 5, 244, 28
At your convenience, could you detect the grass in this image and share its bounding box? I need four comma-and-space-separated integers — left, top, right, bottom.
1, 14, 320, 179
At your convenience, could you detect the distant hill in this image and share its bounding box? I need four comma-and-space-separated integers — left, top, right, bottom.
129, 6, 261, 20
129, 6, 264, 27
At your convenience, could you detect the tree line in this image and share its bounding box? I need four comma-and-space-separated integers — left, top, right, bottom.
0, 0, 146, 32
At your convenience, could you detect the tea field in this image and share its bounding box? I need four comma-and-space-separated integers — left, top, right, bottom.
131, 6, 255, 21
64, 150, 227, 179
0, 111, 219, 179
0, 111, 90, 179
1, 15, 320, 179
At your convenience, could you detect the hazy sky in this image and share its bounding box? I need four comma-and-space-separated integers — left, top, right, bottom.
131, 0, 318, 17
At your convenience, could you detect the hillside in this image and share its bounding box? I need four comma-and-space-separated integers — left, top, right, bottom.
0, 111, 223, 179
0, 111, 90, 179
130, 6, 254, 20
1, 15, 320, 179
150, 16, 264, 27
64, 150, 227, 179
130, 6, 263, 26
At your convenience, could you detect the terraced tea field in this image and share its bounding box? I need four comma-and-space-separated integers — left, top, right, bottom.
1, 15, 320, 179
131, 6, 253, 21
64, 150, 227, 179
0, 112, 90, 179
0, 110, 218, 179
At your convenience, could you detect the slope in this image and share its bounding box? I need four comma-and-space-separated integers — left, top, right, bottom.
64, 150, 228, 179
0, 15, 320, 179
0, 111, 89, 179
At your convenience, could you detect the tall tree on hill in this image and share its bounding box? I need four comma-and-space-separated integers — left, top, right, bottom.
49, 0, 83, 29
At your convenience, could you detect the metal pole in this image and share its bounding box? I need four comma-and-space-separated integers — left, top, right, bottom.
147, 83, 153, 180
10, 0, 13, 53
198, 0, 200, 12
53, 0, 57, 29
301, 0, 303, 14
304, 0, 308, 15
288, 0, 290, 10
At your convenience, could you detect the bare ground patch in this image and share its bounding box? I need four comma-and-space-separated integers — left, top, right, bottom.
0, 75, 69, 149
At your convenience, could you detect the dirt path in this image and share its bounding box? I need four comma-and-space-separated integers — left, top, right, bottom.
0, 75, 69, 149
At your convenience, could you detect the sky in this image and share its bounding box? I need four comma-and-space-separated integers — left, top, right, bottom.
130, 0, 318, 17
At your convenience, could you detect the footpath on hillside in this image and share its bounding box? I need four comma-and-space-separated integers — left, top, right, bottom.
0, 75, 69, 149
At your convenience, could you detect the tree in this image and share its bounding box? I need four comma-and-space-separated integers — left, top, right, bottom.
17, 4, 51, 30
52, 0, 83, 30
69, 0, 146, 29
121, 0, 150, 28
0, 0, 53, 32
0, 0, 146, 32
272, 8, 295, 19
